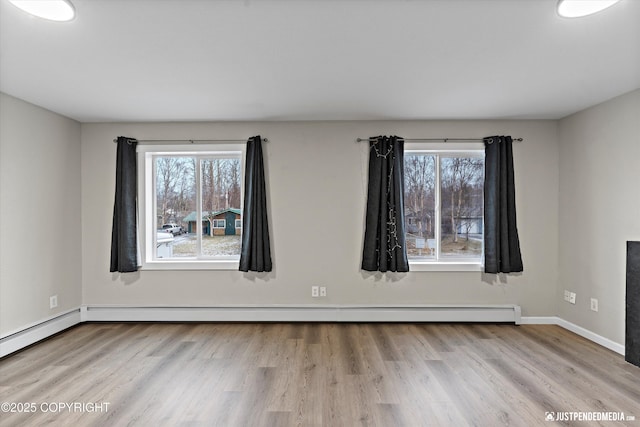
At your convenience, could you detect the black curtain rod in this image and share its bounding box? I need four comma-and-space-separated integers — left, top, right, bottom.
356, 137, 523, 144
112, 138, 268, 144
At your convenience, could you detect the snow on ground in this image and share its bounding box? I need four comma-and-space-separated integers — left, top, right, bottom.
172, 234, 241, 257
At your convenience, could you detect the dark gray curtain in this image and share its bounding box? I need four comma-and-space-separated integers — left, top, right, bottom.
239, 136, 272, 272
362, 136, 409, 272
483, 135, 523, 273
110, 136, 138, 273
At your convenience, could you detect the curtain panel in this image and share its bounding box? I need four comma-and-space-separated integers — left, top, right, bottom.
362, 136, 409, 272
239, 136, 273, 272
110, 136, 139, 273
483, 135, 523, 274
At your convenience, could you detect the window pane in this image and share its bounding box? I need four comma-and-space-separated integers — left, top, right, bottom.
404, 154, 436, 259
155, 156, 196, 258
440, 156, 484, 258
201, 157, 242, 257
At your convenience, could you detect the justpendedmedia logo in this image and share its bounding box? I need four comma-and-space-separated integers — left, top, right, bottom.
545, 411, 634, 422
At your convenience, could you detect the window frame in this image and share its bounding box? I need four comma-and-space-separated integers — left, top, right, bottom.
404, 142, 485, 272
137, 143, 246, 270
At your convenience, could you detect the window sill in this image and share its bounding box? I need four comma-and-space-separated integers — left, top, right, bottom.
409, 261, 483, 272
141, 260, 240, 271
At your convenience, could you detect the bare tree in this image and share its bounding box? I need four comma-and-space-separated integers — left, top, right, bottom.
156, 157, 195, 227
404, 155, 436, 239
441, 157, 483, 243
201, 158, 241, 213
157, 156, 241, 234
227, 159, 241, 208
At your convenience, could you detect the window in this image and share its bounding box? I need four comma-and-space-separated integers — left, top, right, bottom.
404, 143, 484, 270
235, 219, 242, 229
138, 144, 245, 270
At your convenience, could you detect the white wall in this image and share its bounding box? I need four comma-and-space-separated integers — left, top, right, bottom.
81, 120, 559, 316
0, 93, 82, 336
558, 89, 640, 345
5, 86, 638, 349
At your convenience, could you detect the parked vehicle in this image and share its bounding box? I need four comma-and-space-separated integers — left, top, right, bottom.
161, 223, 182, 235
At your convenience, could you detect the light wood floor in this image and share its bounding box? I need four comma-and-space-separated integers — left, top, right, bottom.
1, 323, 639, 426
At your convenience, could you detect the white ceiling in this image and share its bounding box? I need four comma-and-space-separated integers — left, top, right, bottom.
1, 0, 639, 123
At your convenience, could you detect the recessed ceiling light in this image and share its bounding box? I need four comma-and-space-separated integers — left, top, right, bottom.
8, 0, 75, 22
557, 0, 622, 18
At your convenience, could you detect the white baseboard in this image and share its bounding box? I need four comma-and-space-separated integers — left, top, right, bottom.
2, 306, 624, 358
555, 317, 625, 355
519, 316, 559, 324
521, 315, 625, 355
0, 308, 81, 358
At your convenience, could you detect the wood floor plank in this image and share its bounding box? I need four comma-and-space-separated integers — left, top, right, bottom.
496, 326, 639, 416
291, 342, 324, 426
457, 344, 556, 425
266, 337, 304, 412
1, 323, 639, 426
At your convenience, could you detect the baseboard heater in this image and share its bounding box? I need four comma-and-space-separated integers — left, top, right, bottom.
1, 304, 520, 358
82, 304, 521, 324
0, 308, 81, 358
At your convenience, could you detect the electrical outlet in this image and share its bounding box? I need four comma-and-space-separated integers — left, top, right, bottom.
564, 290, 570, 301
49, 295, 58, 309
569, 292, 576, 305
590, 298, 599, 312
311, 286, 319, 297
320, 286, 327, 297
